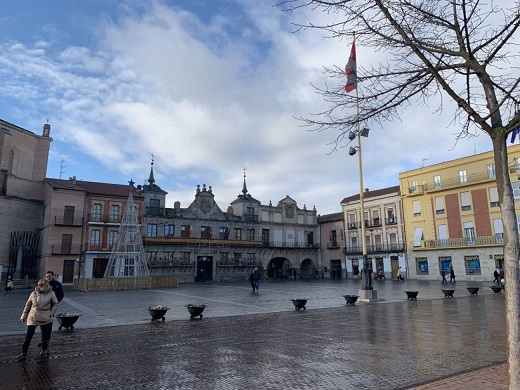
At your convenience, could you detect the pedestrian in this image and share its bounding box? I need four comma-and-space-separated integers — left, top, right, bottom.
293, 269, 296, 280
500, 268, 504, 282
17, 279, 59, 361
5, 275, 13, 293
441, 269, 447, 284
449, 266, 456, 283
249, 267, 260, 292
45, 271, 64, 302
493, 267, 500, 284
396, 267, 402, 282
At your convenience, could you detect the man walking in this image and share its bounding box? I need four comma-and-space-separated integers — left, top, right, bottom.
441, 269, 448, 284
45, 271, 64, 302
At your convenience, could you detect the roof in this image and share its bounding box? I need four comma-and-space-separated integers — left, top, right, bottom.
317, 212, 344, 223
45, 178, 144, 198
341, 185, 400, 204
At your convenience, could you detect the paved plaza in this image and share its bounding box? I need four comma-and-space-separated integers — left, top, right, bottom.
0, 278, 508, 389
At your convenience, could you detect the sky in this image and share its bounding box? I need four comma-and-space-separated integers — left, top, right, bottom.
0, 0, 514, 215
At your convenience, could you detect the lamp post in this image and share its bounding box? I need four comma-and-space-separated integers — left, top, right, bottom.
349, 127, 375, 294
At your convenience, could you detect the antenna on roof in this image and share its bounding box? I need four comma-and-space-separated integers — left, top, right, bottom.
59, 159, 67, 179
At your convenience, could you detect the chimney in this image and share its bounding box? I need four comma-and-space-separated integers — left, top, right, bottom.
69, 176, 77, 185
43, 123, 51, 137
365, 188, 369, 192
174, 201, 181, 211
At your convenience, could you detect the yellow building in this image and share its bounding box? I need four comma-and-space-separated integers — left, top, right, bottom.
399, 144, 520, 282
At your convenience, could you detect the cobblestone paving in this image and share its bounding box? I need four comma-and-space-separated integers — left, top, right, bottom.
0, 279, 507, 390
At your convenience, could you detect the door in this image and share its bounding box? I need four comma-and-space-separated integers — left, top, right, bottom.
331, 259, 342, 279
391, 258, 399, 279
93, 258, 109, 278
62, 260, 75, 283
196, 256, 213, 282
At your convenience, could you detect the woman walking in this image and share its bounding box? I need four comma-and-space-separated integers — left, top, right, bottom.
17, 279, 59, 361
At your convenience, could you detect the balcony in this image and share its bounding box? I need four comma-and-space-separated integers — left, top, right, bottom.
408, 170, 497, 195
145, 206, 164, 217
347, 222, 359, 230
147, 257, 193, 267
244, 214, 259, 222
386, 217, 397, 225
87, 215, 141, 224
415, 235, 504, 249
326, 242, 340, 249
85, 244, 113, 252
343, 242, 405, 255
50, 245, 81, 255
53, 216, 83, 226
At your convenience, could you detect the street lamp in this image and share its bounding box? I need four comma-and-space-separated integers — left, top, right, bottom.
348, 126, 376, 296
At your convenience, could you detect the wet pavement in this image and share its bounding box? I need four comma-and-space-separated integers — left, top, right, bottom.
0, 279, 508, 389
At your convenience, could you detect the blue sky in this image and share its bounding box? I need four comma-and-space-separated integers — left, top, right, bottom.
0, 0, 507, 215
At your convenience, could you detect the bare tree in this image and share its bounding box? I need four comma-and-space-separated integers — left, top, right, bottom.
282, 0, 520, 387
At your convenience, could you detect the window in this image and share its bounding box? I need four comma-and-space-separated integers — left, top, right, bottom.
307, 231, 314, 246
147, 224, 158, 237
124, 257, 135, 276
464, 221, 475, 244
90, 229, 100, 246
413, 227, 423, 247
63, 206, 75, 225
219, 227, 227, 239
389, 233, 398, 250
372, 209, 380, 226
438, 225, 448, 246
514, 158, 520, 173
439, 256, 452, 274
410, 180, 417, 193
348, 213, 357, 228
91, 203, 102, 220
374, 235, 382, 251
513, 182, 520, 202
464, 255, 481, 275
493, 219, 503, 243
331, 230, 337, 247
109, 205, 120, 222
488, 163, 496, 179
220, 252, 229, 264
181, 225, 191, 238
459, 170, 467, 184
435, 196, 445, 215
489, 187, 499, 207
386, 209, 395, 224
413, 200, 421, 217
416, 257, 429, 274
350, 236, 358, 251
461, 191, 471, 211
61, 234, 72, 254
109, 230, 118, 248
233, 228, 242, 240
433, 175, 441, 189
246, 228, 255, 241
262, 229, 269, 245
201, 226, 211, 239
164, 224, 174, 237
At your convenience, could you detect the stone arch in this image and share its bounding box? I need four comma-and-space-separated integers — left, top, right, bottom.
300, 258, 315, 279
267, 257, 292, 279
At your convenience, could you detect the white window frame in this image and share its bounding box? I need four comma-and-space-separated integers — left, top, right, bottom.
412, 200, 421, 217
459, 170, 467, 184
433, 175, 441, 189
413, 227, 423, 247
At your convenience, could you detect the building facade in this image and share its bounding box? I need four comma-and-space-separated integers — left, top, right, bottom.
317, 212, 345, 279
341, 186, 406, 280
41, 178, 144, 282
141, 169, 320, 283
399, 144, 520, 282
0, 120, 52, 279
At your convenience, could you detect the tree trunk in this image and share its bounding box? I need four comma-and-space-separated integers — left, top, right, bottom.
492, 135, 520, 389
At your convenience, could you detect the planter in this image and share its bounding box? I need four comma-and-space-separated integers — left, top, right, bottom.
404, 290, 419, 300
148, 306, 169, 321
291, 299, 308, 310
343, 295, 359, 305
467, 286, 480, 295
56, 313, 81, 330
442, 289, 455, 298
490, 285, 502, 293
186, 304, 206, 319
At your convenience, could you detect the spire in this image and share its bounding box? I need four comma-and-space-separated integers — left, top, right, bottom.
242, 167, 248, 195
148, 154, 155, 185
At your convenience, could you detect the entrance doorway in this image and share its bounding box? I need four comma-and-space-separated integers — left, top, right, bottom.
331, 260, 342, 279
391, 257, 399, 279
93, 258, 108, 278
196, 256, 213, 282
62, 260, 75, 283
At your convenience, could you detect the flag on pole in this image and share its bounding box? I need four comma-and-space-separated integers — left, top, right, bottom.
345, 41, 357, 93
511, 126, 520, 143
